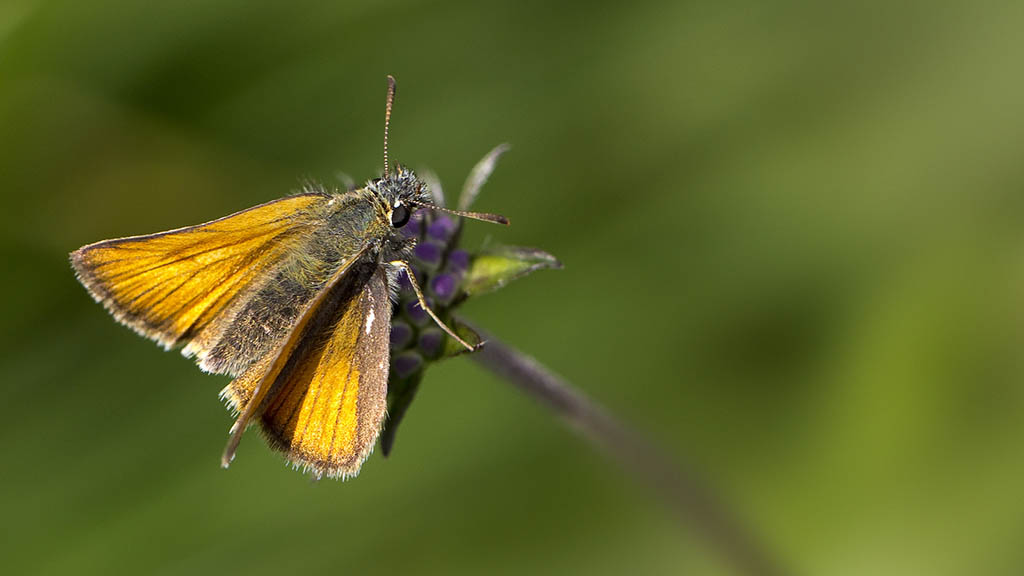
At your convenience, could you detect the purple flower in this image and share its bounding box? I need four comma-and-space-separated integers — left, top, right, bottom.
447, 249, 470, 272
392, 351, 423, 379
429, 273, 458, 304
404, 298, 432, 326
389, 321, 413, 350
427, 215, 457, 241
418, 329, 445, 359
382, 145, 560, 455
413, 242, 443, 269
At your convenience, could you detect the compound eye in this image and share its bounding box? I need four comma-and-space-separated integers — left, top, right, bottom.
390, 203, 411, 228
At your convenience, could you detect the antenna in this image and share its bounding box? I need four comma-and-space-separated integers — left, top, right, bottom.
383, 75, 397, 177
409, 200, 510, 226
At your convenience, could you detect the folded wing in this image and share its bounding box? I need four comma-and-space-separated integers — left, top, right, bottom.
222, 264, 392, 479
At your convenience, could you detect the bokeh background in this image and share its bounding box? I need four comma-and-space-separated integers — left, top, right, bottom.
2, 0, 1023, 574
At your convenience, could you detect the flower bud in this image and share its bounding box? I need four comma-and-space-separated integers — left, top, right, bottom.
392, 351, 423, 379
427, 214, 457, 242
389, 320, 414, 350
429, 273, 458, 304
417, 328, 445, 359
413, 241, 443, 270
404, 298, 432, 327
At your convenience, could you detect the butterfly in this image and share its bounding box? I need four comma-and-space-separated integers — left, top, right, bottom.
70, 76, 508, 479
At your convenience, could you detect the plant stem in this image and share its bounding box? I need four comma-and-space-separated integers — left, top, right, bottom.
469, 328, 789, 576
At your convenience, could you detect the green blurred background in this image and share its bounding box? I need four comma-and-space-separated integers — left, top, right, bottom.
3, 0, 1023, 574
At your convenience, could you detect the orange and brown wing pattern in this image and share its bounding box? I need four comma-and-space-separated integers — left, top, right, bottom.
223, 265, 391, 479
70, 194, 328, 350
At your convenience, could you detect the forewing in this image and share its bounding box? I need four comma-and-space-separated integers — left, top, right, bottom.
70, 194, 328, 350
223, 265, 392, 479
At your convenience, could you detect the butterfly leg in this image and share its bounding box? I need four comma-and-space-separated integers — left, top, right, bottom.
388, 260, 479, 352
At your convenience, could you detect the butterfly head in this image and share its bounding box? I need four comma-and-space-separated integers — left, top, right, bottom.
369, 165, 430, 229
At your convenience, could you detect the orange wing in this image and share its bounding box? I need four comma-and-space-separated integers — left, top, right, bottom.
221, 264, 392, 479
70, 194, 328, 351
